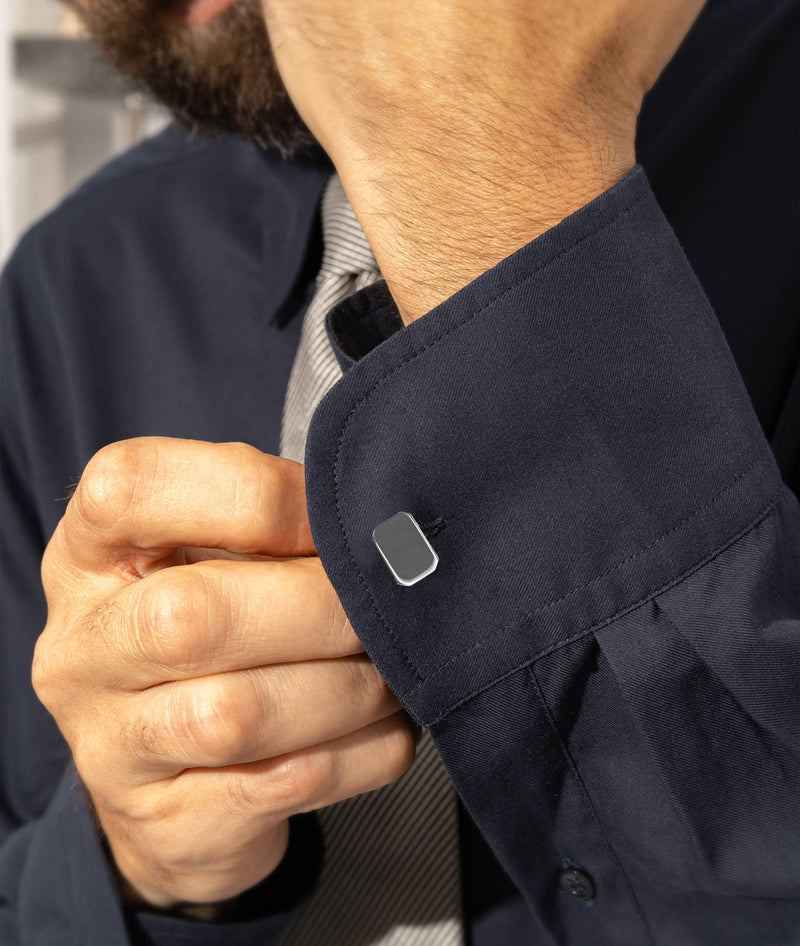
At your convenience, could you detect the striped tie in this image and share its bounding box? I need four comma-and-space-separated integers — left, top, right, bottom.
278, 174, 464, 946
279, 173, 382, 467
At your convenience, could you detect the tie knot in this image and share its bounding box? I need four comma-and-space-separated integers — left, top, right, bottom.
319, 173, 379, 279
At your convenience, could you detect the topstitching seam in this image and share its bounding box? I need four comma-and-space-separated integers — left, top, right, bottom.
424, 500, 775, 725
332, 186, 650, 680
399, 460, 765, 699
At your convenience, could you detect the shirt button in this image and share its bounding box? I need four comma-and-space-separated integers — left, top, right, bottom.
558, 868, 595, 901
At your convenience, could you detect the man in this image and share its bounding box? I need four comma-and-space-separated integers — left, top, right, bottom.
1, 0, 799, 943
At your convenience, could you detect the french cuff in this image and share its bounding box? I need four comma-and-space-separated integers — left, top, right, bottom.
325, 280, 404, 371
304, 165, 782, 727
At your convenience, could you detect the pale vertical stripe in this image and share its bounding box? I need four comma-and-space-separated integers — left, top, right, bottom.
277, 174, 463, 946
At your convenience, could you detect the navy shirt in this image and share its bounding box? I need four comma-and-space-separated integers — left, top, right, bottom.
1, 0, 799, 943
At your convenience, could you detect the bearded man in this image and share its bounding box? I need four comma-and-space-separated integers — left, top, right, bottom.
1, 0, 799, 943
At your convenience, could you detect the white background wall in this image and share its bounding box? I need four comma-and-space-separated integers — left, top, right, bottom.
0, 1, 13, 259
2, 1, 167, 265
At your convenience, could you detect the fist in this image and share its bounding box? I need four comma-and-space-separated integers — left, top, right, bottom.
33, 438, 417, 911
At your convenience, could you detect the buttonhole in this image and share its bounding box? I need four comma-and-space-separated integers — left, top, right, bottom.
420, 517, 446, 540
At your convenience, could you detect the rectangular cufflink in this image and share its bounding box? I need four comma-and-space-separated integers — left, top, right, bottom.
372, 512, 438, 586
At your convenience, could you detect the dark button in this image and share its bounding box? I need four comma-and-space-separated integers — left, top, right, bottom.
559, 868, 595, 901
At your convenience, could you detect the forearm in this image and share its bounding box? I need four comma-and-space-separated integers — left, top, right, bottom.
262, 0, 706, 323
337, 119, 637, 325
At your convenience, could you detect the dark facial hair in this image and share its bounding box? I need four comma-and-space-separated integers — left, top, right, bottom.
67, 0, 315, 155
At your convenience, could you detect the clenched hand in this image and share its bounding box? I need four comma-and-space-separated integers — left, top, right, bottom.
33, 437, 417, 913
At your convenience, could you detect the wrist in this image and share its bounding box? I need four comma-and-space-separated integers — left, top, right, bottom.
111, 857, 227, 922
88, 811, 213, 919
106, 821, 291, 920
118, 813, 327, 926
339, 125, 635, 324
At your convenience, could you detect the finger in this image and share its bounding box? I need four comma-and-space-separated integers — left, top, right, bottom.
167, 711, 418, 823
60, 437, 314, 575
77, 557, 361, 690
119, 656, 401, 777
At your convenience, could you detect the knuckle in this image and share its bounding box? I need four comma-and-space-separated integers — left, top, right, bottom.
112, 782, 177, 826
228, 444, 292, 541
30, 634, 55, 705
177, 681, 248, 767
224, 774, 267, 815
133, 570, 208, 671
225, 442, 276, 520
30, 629, 71, 709
268, 752, 335, 812
72, 440, 144, 531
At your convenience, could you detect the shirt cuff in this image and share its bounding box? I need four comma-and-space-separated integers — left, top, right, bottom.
304, 164, 781, 726
325, 280, 404, 372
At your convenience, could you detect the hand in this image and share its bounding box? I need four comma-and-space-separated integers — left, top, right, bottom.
33, 437, 416, 912
260, 0, 707, 321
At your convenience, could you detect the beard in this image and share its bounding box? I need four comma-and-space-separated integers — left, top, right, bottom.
67, 0, 315, 155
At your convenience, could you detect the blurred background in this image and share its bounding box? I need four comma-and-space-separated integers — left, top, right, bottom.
0, 0, 169, 265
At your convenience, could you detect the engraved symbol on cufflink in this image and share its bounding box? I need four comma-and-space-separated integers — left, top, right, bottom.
372, 512, 438, 586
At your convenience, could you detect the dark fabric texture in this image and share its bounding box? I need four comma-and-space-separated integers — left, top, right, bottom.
1, 0, 799, 942
308, 164, 799, 944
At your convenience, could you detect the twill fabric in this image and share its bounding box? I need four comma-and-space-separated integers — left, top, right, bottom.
279, 173, 382, 467
278, 173, 464, 946
2, 3, 800, 944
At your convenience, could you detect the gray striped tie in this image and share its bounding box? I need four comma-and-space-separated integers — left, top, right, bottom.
279, 174, 382, 467
278, 173, 464, 946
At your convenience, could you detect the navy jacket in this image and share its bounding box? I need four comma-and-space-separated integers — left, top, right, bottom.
1, 0, 799, 943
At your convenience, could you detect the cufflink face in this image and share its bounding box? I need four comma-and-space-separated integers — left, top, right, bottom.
372, 512, 438, 586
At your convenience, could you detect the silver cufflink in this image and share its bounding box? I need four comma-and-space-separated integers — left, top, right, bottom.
372, 512, 438, 586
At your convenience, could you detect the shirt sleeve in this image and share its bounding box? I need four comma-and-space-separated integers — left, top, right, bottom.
0, 757, 322, 946
303, 165, 800, 944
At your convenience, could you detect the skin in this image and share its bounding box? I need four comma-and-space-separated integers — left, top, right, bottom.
36, 0, 707, 919
36, 439, 418, 917
256, 0, 707, 322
